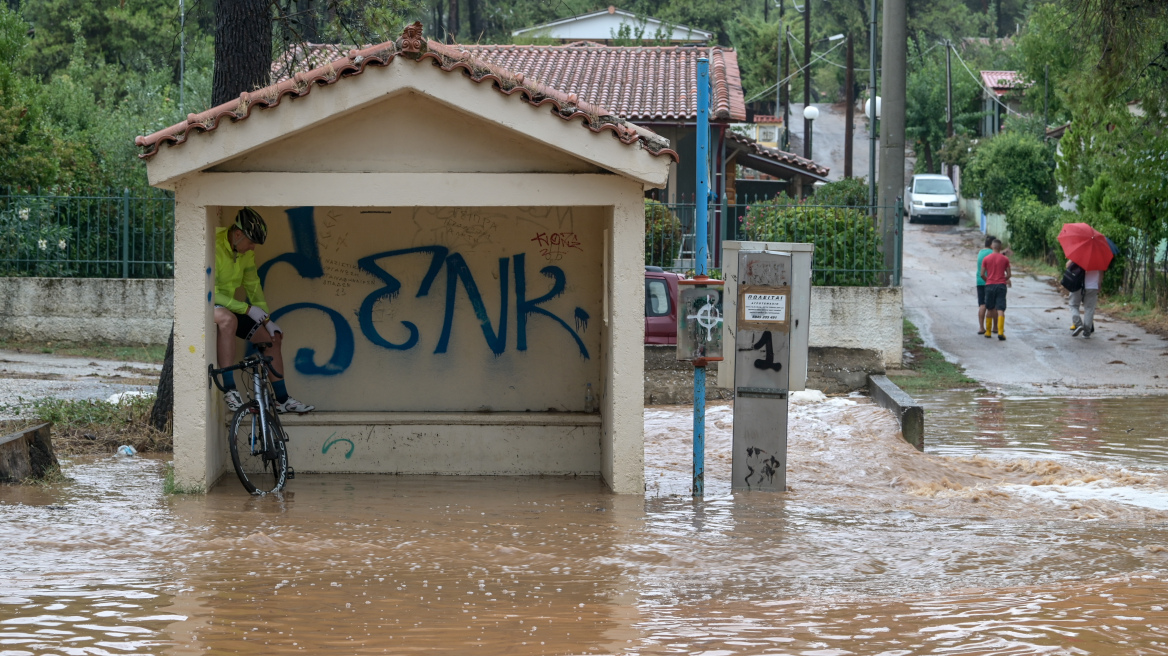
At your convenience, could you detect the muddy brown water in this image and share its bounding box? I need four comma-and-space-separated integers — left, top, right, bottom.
5, 395, 1168, 654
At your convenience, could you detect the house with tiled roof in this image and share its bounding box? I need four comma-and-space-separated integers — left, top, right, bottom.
512, 5, 713, 44
980, 70, 1028, 136
138, 24, 674, 495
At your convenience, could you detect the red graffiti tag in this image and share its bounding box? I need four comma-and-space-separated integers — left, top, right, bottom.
531, 232, 583, 262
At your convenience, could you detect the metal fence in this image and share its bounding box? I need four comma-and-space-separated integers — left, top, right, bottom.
0, 189, 175, 278
645, 194, 904, 286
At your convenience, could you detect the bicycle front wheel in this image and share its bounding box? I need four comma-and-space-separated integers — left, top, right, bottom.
228, 403, 288, 495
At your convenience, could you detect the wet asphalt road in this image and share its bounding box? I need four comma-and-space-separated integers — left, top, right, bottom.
903, 221, 1168, 396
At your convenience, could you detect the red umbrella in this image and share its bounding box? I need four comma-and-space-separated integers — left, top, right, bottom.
1057, 223, 1114, 271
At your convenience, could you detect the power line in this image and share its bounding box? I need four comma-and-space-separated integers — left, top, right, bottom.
948, 42, 1025, 117
744, 38, 848, 103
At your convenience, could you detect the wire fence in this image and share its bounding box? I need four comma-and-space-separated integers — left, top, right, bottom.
0, 189, 175, 278
646, 193, 903, 286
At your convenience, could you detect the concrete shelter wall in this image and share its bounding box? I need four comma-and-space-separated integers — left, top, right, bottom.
211, 91, 603, 175
169, 173, 649, 494
243, 205, 603, 413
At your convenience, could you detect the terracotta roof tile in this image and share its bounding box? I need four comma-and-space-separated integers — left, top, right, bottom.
275, 42, 748, 122
980, 70, 1027, 94
136, 23, 678, 163
726, 131, 828, 179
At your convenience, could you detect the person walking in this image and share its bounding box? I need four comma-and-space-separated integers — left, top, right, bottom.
1069, 262, 1102, 338
976, 235, 995, 334
979, 238, 1011, 341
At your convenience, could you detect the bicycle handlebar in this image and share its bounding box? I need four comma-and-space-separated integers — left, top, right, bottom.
207, 353, 282, 391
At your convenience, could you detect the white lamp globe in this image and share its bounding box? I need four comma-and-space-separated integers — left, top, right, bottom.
864, 96, 882, 119
803, 105, 820, 121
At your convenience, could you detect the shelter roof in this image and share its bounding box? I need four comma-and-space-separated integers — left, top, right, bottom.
274, 41, 746, 122
136, 23, 678, 164
726, 131, 829, 181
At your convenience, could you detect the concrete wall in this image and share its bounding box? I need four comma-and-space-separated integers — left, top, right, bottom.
809, 286, 903, 367
0, 278, 172, 344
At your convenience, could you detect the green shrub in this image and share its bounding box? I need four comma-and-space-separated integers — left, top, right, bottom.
740, 197, 883, 285
645, 199, 682, 268
963, 131, 1056, 213
812, 177, 869, 207
1005, 195, 1070, 258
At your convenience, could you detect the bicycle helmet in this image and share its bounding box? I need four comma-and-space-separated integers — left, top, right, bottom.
233, 207, 267, 245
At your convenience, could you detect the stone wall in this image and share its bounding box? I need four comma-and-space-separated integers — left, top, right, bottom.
808, 286, 903, 367
0, 278, 172, 345
644, 345, 732, 405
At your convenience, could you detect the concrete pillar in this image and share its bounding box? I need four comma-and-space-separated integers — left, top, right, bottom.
602, 189, 646, 494
171, 197, 216, 492
877, 0, 907, 276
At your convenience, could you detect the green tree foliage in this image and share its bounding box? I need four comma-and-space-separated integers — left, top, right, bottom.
962, 130, 1054, 214
904, 38, 980, 173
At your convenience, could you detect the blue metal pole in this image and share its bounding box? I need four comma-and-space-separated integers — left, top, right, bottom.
693, 57, 711, 498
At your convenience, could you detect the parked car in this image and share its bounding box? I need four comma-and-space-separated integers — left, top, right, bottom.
906, 174, 960, 224
645, 266, 683, 344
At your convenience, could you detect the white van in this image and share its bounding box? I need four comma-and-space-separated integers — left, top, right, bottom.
906, 174, 959, 224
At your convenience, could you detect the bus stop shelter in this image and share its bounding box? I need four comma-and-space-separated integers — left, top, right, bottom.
136, 23, 675, 493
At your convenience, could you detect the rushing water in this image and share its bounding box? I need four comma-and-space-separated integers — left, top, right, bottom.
6, 395, 1168, 654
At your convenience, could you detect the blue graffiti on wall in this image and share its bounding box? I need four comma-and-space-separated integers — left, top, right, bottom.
258, 207, 590, 376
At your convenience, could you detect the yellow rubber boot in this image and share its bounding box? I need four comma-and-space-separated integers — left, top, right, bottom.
985, 316, 993, 337
996, 316, 1006, 340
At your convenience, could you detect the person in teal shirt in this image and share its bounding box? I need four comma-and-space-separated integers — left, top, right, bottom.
975, 235, 995, 334
214, 208, 314, 415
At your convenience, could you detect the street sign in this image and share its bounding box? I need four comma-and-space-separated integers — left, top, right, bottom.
732, 251, 792, 492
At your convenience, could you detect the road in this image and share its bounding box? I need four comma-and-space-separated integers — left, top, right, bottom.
786, 102, 877, 182
902, 221, 1168, 396
0, 351, 160, 417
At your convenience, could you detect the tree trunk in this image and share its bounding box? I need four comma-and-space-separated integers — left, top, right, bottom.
149, 325, 175, 433
447, 0, 459, 42
156, 1, 273, 434
923, 139, 934, 174
467, 0, 483, 40
213, 0, 273, 106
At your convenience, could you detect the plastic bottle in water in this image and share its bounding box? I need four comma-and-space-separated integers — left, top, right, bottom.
584, 383, 596, 413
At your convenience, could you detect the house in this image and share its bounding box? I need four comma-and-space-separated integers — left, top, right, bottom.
136, 23, 674, 494
512, 5, 712, 45
980, 70, 1027, 136
275, 41, 830, 261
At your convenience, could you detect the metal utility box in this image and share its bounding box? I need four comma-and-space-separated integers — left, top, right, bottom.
718, 241, 812, 391
676, 278, 725, 362
732, 250, 793, 492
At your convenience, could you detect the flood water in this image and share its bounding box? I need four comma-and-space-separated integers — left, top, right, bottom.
6, 394, 1168, 654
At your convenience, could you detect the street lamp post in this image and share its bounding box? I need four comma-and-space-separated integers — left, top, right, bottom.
803, 104, 819, 160
865, 95, 881, 212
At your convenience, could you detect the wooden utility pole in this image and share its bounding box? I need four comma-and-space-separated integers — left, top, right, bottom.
803, 0, 812, 160
945, 40, 953, 138
845, 33, 854, 178
783, 28, 792, 151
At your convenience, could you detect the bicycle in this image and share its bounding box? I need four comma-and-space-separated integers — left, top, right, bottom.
208, 343, 295, 495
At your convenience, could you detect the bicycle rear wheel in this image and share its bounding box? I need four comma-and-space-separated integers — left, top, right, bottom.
228, 402, 288, 495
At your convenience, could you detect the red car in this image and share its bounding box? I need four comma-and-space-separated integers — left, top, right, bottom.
645, 266, 683, 344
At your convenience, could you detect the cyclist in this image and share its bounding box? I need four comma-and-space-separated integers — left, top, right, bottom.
214, 207, 315, 414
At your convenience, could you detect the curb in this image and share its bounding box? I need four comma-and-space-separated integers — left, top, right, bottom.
867, 375, 924, 451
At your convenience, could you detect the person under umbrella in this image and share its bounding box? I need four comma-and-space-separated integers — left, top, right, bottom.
1057, 223, 1115, 339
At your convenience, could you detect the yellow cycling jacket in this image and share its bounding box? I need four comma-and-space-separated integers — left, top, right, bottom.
214, 227, 270, 315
